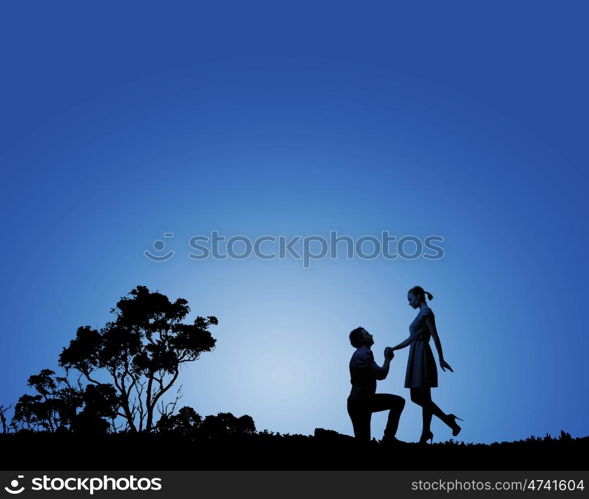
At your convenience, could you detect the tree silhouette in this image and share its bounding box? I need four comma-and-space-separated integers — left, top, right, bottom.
70, 383, 119, 434
13, 369, 78, 432
58, 285, 217, 432
12, 369, 118, 434
0, 404, 11, 434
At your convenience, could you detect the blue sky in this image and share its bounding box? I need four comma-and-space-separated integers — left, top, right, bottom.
1, 1, 588, 444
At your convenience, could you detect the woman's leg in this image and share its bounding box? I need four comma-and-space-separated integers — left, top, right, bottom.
411, 388, 432, 436
422, 406, 433, 435
410, 387, 449, 426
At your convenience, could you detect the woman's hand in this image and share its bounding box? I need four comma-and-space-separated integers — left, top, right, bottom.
440, 359, 454, 372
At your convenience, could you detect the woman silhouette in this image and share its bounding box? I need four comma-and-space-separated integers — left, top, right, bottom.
391, 286, 462, 444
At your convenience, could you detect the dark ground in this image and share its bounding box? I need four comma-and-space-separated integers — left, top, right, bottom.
0, 430, 586, 470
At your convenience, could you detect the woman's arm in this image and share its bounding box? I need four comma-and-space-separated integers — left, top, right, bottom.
391, 330, 420, 351
425, 314, 454, 372
425, 315, 444, 360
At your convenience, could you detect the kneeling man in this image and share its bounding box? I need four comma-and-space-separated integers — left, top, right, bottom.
347, 327, 405, 443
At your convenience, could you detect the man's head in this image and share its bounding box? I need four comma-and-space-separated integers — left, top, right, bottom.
349, 327, 374, 348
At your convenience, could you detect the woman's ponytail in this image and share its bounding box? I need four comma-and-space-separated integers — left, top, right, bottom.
409, 285, 434, 302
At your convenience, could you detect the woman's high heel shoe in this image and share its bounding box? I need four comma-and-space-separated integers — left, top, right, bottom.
446, 414, 463, 436
419, 430, 434, 445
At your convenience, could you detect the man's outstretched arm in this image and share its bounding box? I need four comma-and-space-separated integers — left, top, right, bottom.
358, 348, 394, 380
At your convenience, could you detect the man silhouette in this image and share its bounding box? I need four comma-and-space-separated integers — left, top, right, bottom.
347, 327, 405, 443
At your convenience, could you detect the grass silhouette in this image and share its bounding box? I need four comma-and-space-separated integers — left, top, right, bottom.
0, 429, 585, 470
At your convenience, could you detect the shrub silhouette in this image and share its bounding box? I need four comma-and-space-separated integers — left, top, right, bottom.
199, 412, 256, 438
156, 406, 202, 435
156, 406, 256, 439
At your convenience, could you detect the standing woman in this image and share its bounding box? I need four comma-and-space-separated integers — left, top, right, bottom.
391, 286, 462, 444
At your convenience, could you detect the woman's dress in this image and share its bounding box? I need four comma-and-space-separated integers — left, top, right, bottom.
404, 306, 438, 388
